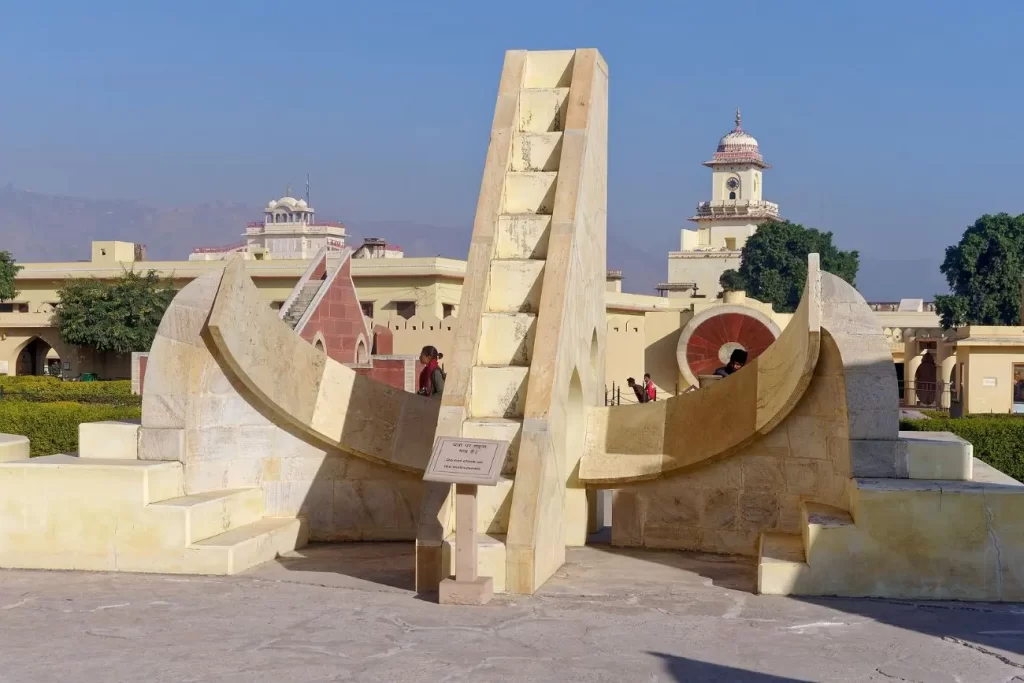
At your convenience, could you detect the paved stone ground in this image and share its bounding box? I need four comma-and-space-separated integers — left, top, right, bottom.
2, 543, 1023, 682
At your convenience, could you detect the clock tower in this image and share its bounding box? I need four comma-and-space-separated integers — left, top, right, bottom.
659, 108, 781, 300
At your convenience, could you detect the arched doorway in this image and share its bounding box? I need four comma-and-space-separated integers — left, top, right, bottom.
15, 337, 58, 376
564, 369, 588, 546
915, 351, 937, 407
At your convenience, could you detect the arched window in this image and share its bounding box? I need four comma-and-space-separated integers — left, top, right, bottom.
729, 191, 736, 200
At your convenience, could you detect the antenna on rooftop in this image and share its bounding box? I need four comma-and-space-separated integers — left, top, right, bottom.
306, 173, 310, 205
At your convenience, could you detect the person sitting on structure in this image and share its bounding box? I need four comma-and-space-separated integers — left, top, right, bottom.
418, 345, 446, 397
714, 349, 748, 378
626, 377, 648, 403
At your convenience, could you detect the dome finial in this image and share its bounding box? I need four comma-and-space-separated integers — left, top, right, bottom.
735, 107, 742, 131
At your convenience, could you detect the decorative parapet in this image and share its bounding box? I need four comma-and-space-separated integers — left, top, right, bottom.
190, 242, 247, 254
669, 248, 743, 257
655, 281, 697, 295
689, 200, 780, 222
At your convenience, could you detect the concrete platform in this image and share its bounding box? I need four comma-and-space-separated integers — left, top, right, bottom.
1, 543, 1023, 682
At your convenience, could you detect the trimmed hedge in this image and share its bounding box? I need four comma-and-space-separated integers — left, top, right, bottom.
900, 416, 1024, 482
0, 400, 141, 457
0, 377, 137, 406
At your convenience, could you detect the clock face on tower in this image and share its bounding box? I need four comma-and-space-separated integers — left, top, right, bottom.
726, 177, 739, 191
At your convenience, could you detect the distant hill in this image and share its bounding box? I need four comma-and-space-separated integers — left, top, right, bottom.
0, 185, 252, 263
0, 186, 663, 294
0, 185, 939, 300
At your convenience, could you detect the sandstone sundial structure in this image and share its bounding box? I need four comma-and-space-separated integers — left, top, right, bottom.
0, 49, 1022, 604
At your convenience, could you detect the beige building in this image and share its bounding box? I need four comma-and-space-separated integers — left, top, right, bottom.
660, 109, 780, 301
1, 236, 963, 406
951, 326, 1024, 414
0, 240, 462, 380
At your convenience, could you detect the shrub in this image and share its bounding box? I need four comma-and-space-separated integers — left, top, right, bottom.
0, 400, 141, 457
0, 376, 61, 388
900, 416, 1024, 481
0, 378, 137, 405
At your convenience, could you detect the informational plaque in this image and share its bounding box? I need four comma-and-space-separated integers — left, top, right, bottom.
423, 437, 510, 486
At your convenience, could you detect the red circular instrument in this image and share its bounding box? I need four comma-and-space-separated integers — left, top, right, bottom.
676, 306, 780, 386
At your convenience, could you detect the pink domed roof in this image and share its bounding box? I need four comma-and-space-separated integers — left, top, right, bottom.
704, 108, 769, 168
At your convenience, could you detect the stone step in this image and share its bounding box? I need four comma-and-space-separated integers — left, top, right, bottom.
519, 88, 569, 133
476, 477, 515, 534
502, 171, 558, 215
187, 517, 308, 575
79, 421, 140, 460
486, 260, 545, 314
478, 313, 537, 366
511, 132, 563, 172
441, 532, 507, 593
898, 430, 974, 480
470, 366, 529, 419
0, 434, 29, 462
524, 50, 574, 88
462, 418, 522, 476
801, 502, 854, 566
146, 488, 265, 546
757, 531, 808, 596
496, 215, 551, 260
0, 454, 183, 505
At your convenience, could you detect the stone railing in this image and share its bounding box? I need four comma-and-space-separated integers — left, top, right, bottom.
693, 199, 780, 217
0, 312, 55, 327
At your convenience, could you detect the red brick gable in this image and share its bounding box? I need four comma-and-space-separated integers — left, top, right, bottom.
296, 254, 370, 365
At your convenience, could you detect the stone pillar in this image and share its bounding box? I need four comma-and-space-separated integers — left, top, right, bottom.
905, 348, 923, 407
940, 352, 956, 409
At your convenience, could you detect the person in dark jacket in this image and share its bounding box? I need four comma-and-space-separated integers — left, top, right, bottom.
418, 345, 445, 397
627, 377, 648, 403
714, 349, 748, 377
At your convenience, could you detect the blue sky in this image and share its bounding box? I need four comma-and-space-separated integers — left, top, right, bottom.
0, 1, 1021, 298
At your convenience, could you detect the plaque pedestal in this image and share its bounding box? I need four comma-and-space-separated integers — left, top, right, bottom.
438, 483, 493, 605
424, 437, 509, 606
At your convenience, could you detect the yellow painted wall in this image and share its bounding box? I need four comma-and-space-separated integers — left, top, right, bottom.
644, 311, 686, 395
2, 245, 464, 377
2, 241, 909, 387
957, 346, 1024, 414
354, 276, 462, 320
605, 313, 646, 400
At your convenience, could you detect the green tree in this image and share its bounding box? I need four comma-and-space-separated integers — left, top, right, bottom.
0, 251, 21, 302
55, 270, 176, 354
719, 219, 859, 312
934, 213, 1024, 329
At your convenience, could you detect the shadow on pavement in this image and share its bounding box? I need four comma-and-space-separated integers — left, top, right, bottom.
268, 542, 416, 591
649, 652, 807, 682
